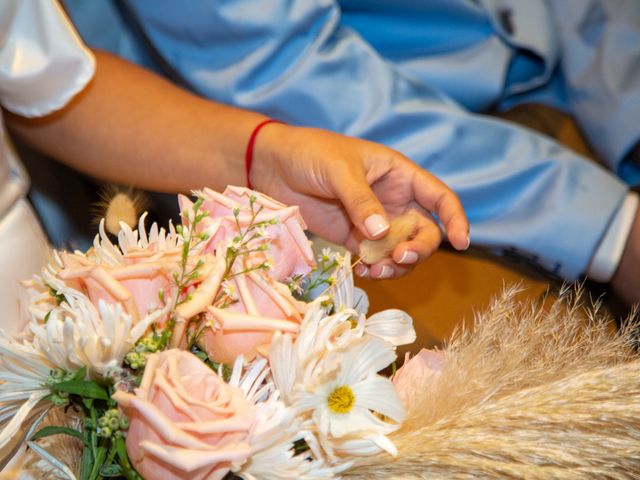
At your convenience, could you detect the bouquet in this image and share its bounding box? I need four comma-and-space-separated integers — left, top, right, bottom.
2, 186, 640, 480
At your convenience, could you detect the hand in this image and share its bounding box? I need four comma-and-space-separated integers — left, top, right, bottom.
611, 206, 640, 307
253, 124, 470, 279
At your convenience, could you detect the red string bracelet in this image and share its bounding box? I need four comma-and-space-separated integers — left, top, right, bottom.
245, 119, 285, 190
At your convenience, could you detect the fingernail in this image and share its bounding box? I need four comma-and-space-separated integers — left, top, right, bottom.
364, 214, 389, 237
465, 234, 471, 250
355, 264, 369, 277
398, 250, 418, 264
376, 265, 393, 279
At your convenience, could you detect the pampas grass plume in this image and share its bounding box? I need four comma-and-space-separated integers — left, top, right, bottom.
92, 185, 147, 236
345, 285, 640, 479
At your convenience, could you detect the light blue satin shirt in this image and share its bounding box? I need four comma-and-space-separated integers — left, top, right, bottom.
64, 0, 640, 280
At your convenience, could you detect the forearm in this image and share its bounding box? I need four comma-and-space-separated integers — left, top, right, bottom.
5, 49, 268, 193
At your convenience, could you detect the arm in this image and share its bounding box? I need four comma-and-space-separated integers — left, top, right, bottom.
6, 50, 263, 193
5, 49, 469, 279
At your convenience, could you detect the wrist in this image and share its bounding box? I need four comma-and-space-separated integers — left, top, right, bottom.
249, 121, 291, 192
586, 193, 639, 282
610, 201, 640, 306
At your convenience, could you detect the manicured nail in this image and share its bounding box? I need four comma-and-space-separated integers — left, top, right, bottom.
355, 264, 369, 277
376, 265, 393, 279
364, 214, 389, 238
398, 250, 418, 264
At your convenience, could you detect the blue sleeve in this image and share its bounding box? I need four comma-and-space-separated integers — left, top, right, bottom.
546, 0, 640, 181
65, 0, 630, 280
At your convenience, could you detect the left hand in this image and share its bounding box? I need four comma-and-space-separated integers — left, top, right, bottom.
253, 124, 470, 279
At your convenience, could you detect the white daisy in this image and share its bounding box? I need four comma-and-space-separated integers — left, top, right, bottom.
295, 336, 404, 446
228, 357, 347, 480
270, 302, 406, 461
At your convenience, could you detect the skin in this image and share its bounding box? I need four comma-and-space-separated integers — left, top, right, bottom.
5, 50, 469, 280
254, 124, 469, 279
611, 207, 640, 307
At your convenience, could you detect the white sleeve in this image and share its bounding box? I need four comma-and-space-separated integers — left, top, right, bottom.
586, 192, 639, 283
0, 0, 95, 117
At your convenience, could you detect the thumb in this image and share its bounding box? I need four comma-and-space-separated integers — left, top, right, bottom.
332, 169, 389, 240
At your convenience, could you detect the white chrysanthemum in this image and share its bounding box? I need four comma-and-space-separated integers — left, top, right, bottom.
30, 288, 166, 377
0, 335, 55, 452
20, 256, 68, 328
228, 357, 347, 479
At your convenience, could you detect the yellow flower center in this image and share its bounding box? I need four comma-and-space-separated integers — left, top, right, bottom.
327, 385, 355, 414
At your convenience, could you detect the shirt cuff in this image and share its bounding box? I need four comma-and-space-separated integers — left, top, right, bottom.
586, 192, 639, 282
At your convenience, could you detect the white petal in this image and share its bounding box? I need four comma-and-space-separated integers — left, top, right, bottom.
27, 441, 78, 480
321, 405, 394, 439
268, 333, 295, 404
0, 392, 48, 450
333, 433, 397, 457
352, 287, 369, 316
339, 337, 396, 386
352, 375, 405, 423
365, 309, 416, 346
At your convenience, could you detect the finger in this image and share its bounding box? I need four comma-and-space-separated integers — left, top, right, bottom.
368, 258, 414, 279
354, 263, 370, 278
331, 165, 390, 240
391, 219, 443, 264
412, 170, 470, 251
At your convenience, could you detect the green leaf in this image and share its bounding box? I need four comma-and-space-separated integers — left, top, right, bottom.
193, 350, 208, 362
89, 446, 108, 480
31, 425, 87, 445
53, 379, 109, 400
82, 397, 94, 410
80, 440, 93, 480
71, 366, 88, 381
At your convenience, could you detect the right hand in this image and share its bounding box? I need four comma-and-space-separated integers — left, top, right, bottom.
252, 124, 470, 279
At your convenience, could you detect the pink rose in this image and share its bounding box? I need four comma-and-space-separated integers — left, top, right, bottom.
393, 348, 444, 407
113, 349, 255, 480
201, 269, 307, 364
57, 250, 176, 325
180, 186, 315, 282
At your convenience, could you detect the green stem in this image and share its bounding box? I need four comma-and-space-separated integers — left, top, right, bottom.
115, 436, 143, 480
87, 408, 102, 480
